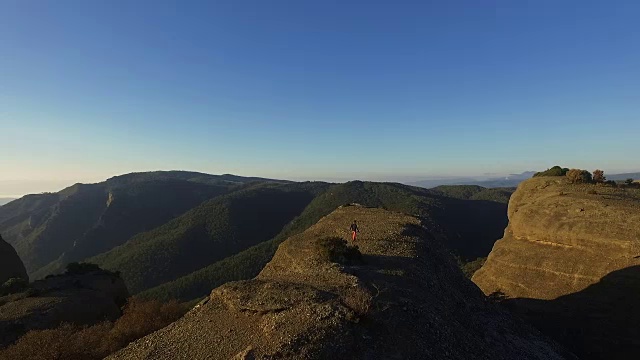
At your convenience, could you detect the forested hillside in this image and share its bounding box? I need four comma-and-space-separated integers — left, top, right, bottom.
141, 181, 509, 301
91, 182, 329, 293
0, 171, 280, 278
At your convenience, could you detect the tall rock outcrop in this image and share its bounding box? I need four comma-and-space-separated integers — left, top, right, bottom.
111, 206, 571, 360
0, 234, 28, 285
0, 267, 129, 348
473, 177, 640, 359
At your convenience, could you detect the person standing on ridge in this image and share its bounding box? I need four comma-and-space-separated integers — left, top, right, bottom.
350, 220, 359, 242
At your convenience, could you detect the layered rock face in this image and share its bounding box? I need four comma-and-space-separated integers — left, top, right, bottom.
473, 177, 640, 359
0, 235, 28, 285
111, 206, 570, 360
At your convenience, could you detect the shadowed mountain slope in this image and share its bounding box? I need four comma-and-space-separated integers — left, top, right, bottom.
140, 181, 508, 302
111, 206, 571, 360
0, 171, 278, 278
90, 182, 329, 294
473, 176, 640, 359
430, 185, 514, 203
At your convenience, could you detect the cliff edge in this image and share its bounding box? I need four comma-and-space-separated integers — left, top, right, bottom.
473, 176, 640, 359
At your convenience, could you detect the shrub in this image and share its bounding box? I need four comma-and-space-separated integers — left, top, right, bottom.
105, 298, 186, 351
460, 257, 486, 279
593, 169, 606, 183
605, 180, 617, 187
566, 169, 592, 184
0, 278, 29, 296
0, 298, 188, 360
342, 285, 373, 318
534, 166, 569, 177
625, 178, 634, 186
488, 291, 507, 303
317, 237, 363, 265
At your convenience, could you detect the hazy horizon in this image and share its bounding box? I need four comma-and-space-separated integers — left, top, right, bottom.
2, 1, 639, 197
2, 167, 640, 199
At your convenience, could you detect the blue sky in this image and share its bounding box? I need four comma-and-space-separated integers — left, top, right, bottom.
1, 0, 639, 196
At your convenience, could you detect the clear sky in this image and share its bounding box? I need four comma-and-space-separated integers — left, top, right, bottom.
1, 0, 639, 196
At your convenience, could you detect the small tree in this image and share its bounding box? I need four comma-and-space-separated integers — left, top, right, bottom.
534, 166, 569, 177
566, 169, 592, 184
593, 169, 606, 183
625, 178, 634, 186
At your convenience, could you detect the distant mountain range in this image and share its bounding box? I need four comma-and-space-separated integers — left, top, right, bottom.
0, 171, 287, 278
409, 171, 640, 188
606, 172, 640, 181
407, 171, 537, 188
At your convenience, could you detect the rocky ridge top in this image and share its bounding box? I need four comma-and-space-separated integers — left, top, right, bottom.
111, 205, 570, 360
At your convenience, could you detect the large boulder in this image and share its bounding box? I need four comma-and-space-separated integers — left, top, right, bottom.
0, 267, 129, 348
473, 176, 640, 359
0, 234, 28, 286
110, 206, 571, 360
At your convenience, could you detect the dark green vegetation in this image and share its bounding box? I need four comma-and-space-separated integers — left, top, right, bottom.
141, 181, 510, 302
91, 182, 329, 293
0, 171, 279, 278
459, 257, 486, 279
317, 237, 363, 265
0, 277, 28, 296
533, 166, 569, 177
566, 169, 593, 184
534, 167, 638, 189
430, 185, 514, 203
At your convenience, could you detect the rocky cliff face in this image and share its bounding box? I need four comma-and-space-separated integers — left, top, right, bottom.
111, 206, 570, 360
0, 235, 28, 285
473, 177, 640, 359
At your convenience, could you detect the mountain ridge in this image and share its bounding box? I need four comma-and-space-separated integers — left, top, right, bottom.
0, 171, 284, 278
